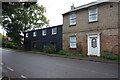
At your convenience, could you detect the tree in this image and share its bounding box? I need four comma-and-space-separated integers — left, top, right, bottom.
2, 2, 49, 45
0, 33, 7, 43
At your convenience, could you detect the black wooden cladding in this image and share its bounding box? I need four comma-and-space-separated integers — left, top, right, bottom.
24, 25, 63, 52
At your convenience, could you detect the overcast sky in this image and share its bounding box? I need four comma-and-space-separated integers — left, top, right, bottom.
0, 0, 97, 34
37, 0, 97, 26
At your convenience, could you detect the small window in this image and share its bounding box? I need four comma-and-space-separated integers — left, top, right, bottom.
70, 14, 76, 25
52, 28, 57, 35
42, 30, 46, 36
33, 31, 37, 37
26, 33, 28, 38
70, 36, 76, 48
89, 8, 98, 22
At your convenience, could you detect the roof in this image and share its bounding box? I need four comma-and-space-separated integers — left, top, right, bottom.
62, 0, 116, 15
25, 24, 63, 33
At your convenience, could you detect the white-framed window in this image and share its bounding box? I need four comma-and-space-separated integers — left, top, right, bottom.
42, 30, 46, 36
70, 36, 76, 48
26, 33, 28, 38
52, 28, 57, 35
70, 14, 76, 25
89, 7, 98, 22
33, 31, 37, 37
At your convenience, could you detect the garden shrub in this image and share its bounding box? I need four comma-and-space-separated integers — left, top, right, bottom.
5, 42, 13, 48
78, 53, 87, 57
58, 50, 73, 56
58, 50, 67, 55
43, 45, 56, 54
58, 50, 87, 57
100, 53, 119, 60
65, 52, 73, 56
106, 53, 118, 60
5, 42, 18, 49
12, 43, 18, 49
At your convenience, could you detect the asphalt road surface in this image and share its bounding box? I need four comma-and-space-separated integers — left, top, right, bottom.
2, 48, 119, 78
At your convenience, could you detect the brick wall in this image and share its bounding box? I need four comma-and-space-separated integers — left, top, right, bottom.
63, 28, 119, 55
63, 2, 119, 55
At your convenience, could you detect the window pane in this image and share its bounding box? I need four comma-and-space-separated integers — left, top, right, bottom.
33, 32, 36, 37
52, 28, 57, 35
89, 8, 97, 22
42, 30, 46, 36
70, 14, 76, 25
70, 36, 76, 48
91, 38, 97, 48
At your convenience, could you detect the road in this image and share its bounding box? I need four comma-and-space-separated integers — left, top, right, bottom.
2, 48, 119, 78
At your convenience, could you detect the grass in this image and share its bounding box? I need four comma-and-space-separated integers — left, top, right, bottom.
27, 50, 120, 62
27, 50, 87, 57
96, 57, 119, 62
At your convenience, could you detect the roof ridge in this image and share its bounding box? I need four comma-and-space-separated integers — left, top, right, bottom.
63, 0, 112, 15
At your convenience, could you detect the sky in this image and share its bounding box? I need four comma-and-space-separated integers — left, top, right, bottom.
0, 0, 97, 35
37, 0, 97, 26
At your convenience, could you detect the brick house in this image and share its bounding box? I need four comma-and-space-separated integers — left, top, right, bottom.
24, 25, 62, 51
62, 0, 120, 56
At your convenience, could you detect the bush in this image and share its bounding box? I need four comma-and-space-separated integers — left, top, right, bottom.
65, 52, 73, 56
78, 53, 87, 57
100, 53, 119, 60
12, 43, 18, 49
106, 53, 119, 60
58, 50, 73, 56
43, 45, 56, 54
5, 42, 13, 48
5, 42, 18, 49
58, 50, 88, 57
58, 50, 67, 55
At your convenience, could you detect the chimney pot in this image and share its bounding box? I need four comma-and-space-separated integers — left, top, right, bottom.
71, 3, 75, 10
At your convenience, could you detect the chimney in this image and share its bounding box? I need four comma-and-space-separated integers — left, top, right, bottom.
71, 3, 75, 10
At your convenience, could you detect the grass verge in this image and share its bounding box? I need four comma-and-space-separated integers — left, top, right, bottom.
2, 48, 120, 62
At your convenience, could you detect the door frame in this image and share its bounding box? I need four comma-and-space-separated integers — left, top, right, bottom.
86, 32, 101, 56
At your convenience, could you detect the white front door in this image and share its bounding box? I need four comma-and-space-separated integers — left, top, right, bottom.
87, 33, 100, 56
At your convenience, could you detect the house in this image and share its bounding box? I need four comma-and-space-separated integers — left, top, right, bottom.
62, 0, 120, 56
24, 25, 62, 51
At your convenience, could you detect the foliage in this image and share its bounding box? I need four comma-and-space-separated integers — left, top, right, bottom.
5, 42, 18, 49
5, 42, 13, 48
58, 50, 87, 57
2, 2, 49, 45
43, 45, 56, 54
100, 53, 119, 60
0, 33, 7, 43
58, 50, 68, 55
78, 53, 87, 57
58, 50, 73, 56
0, 33, 7, 47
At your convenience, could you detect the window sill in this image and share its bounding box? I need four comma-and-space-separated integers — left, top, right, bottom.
69, 24, 76, 27
42, 35, 46, 37
52, 34, 57, 35
89, 20, 98, 23
69, 47, 77, 49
